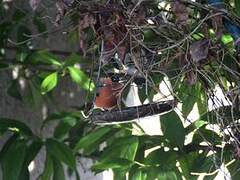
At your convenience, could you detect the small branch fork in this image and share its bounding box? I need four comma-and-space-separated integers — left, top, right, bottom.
90, 99, 176, 124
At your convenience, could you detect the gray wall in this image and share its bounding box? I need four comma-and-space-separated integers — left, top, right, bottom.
0, 70, 103, 180
0, 1, 103, 179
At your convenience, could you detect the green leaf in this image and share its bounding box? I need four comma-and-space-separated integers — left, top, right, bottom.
178, 157, 193, 180
129, 168, 147, 180
197, 90, 208, 115
92, 158, 133, 171
17, 25, 31, 43
161, 111, 185, 148
68, 121, 88, 148
64, 53, 82, 67
194, 120, 207, 129
148, 169, 179, 180
24, 140, 42, 165
18, 169, 29, 180
182, 152, 219, 174
235, 0, 240, 17
1, 139, 27, 180
54, 117, 77, 140
200, 105, 240, 125
7, 79, 22, 101
33, 50, 62, 66
182, 97, 195, 117
192, 128, 221, 145
221, 34, 234, 45
113, 169, 128, 180
43, 112, 69, 125
144, 148, 177, 170
0, 118, 33, 136
28, 79, 43, 105
68, 66, 95, 91
178, 83, 200, 117
81, 127, 119, 155
53, 158, 65, 180
101, 136, 139, 161
228, 160, 240, 180
33, 14, 47, 34
0, 62, 8, 69
185, 120, 207, 134
74, 126, 112, 153
138, 86, 156, 103
41, 72, 58, 94
67, 30, 79, 43
13, 9, 26, 22
40, 153, 54, 180
22, 78, 43, 107
0, 21, 12, 46
0, 134, 19, 161
16, 51, 28, 62
119, 137, 139, 161
46, 138, 76, 169
19, 140, 43, 180
179, 151, 220, 179
143, 29, 161, 44
41, 111, 82, 130
192, 33, 204, 40
138, 135, 166, 149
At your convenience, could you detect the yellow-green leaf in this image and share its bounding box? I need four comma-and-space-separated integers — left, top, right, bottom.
41, 72, 58, 94
68, 66, 95, 91
36, 50, 62, 66
221, 34, 233, 45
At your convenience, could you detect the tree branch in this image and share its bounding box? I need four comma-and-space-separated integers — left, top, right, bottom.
5, 46, 73, 56
90, 99, 176, 124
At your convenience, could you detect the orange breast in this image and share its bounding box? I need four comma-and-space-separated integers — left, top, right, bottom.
95, 78, 123, 109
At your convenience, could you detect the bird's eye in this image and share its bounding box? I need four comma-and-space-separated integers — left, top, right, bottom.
96, 92, 100, 97
111, 75, 119, 82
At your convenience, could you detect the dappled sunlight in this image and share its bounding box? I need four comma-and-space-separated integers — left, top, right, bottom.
208, 85, 232, 111
28, 161, 35, 172
41, 104, 48, 120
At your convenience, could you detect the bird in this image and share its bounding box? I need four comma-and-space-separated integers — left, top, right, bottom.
208, 0, 224, 7
95, 77, 123, 110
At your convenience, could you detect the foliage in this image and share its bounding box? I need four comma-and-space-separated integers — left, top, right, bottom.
1, 0, 240, 180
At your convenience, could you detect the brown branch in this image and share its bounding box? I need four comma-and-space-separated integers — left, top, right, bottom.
5, 46, 73, 56
90, 99, 176, 124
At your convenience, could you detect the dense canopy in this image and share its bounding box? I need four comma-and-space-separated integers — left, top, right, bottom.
1, 0, 240, 179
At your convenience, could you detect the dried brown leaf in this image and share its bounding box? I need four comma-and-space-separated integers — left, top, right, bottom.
78, 14, 96, 56
211, 15, 224, 39
79, 33, 86, 56
63, 0, 74, 6
56, 1, 67, 16
186, 70, 197, 86
118, 45, 128, 63
55, 0, 68, 25
79, 14, 96, 29
171, 0, 188, 28
190, 39, 210, 62
29, 0, 41, 10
